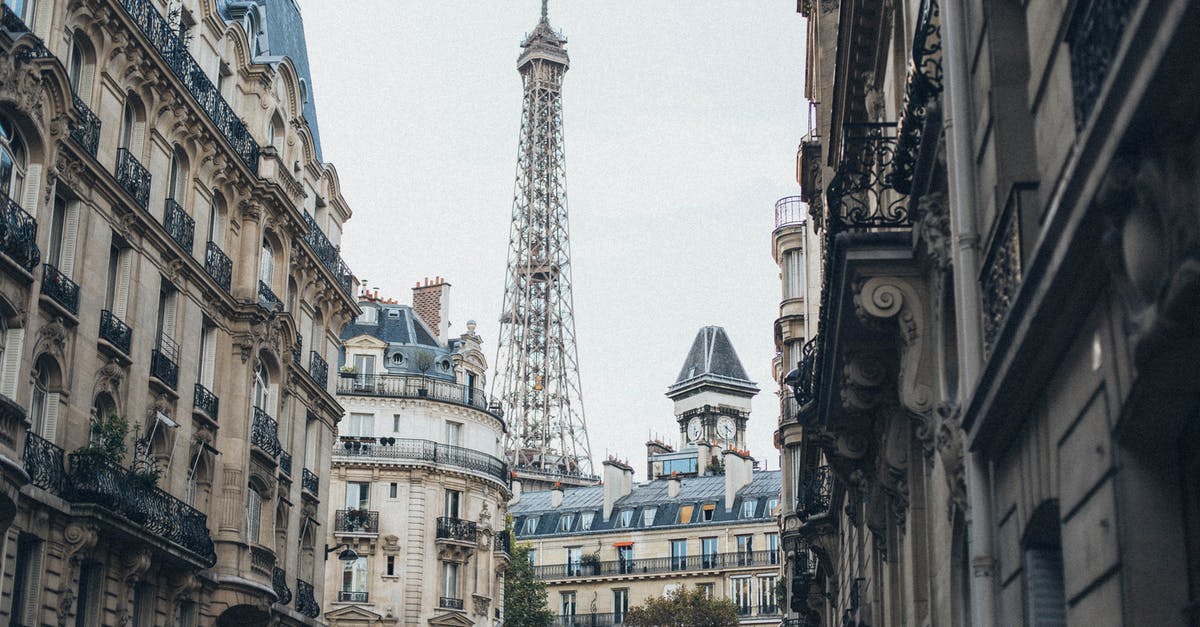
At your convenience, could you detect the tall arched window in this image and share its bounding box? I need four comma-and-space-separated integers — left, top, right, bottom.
0, 116, 28, 203
120, 100, 135, 150
208, 192, 226, 245
259, 239, 274, 288
253, 362, 269, 412
246, 484, 263, 543
68, 40, 83, 94
167, 146, 187, 204
268, 113, 284, 152
29, 357, 57, 438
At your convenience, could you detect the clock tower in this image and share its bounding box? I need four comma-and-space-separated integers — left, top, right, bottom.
667, 326, 759, 458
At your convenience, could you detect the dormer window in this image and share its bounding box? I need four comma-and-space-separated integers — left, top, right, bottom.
642, 507, 657, 526
391, 352, 403, 365
387, 309, 401, 319
741, 499, 757, 519
580, 511, 594, 530
356, 307, 378, 324
558, 513, 574, 532
617, 510, 633, 528
522, 517, 539, 535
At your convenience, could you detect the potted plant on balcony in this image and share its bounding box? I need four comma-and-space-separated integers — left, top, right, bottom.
415, 350, 435, 396
580, 552, 601, 575
339, 365, 358, 379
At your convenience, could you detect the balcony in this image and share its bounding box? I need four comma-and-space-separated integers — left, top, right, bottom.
797, 465, 834, 521
150, 335, 179, 391
826, 123, 911, 232
258, 280, 280, 311
301, 211, 354, 296
115, 148, 151, 209
494, 530, 512, 555
204, 241, 232, 292
41, 264, 79, 314
251, 407, 280, 458
533, 550, 779, 580
333, 437, 508, 486
301, 468, 318, 496
436, 517, 478, 544
192, 383, 218, 421
292, 336, 302, 366
99, 310, 133, 357
69, 95, 100, 157
294, 579, 320, 618
271, 566, 291, 605
279, 451, 292, 476
439, 597, 464, 611
23, 432, 64, 493
1066, 0, 1138, 131
115, 0, 258, 172
0, 192, 39, 272
309, 351, 328, 388
775, 196, 806, 229
337, 591, 368, 603
336, 373, 496, 416
334, 509, 379, 534
0, 393, 23, 449
162, 199, 194, 253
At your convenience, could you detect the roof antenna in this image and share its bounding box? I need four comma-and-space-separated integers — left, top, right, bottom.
541, 0, 548, 19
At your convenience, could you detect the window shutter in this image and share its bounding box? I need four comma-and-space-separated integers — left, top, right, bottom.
21, 542, 43, 625
162, 292, 178, 341
59, 202, 80, 277
41, 392, 59, 441
1025, 547, 1067, 627
20, 165, 40, 217
201, 327, 216, 388
267, 383, 279, 418
113, 251, 132, 319
1, 328, 24, 398
80, 62, 95, 104
131, 123, 145, 161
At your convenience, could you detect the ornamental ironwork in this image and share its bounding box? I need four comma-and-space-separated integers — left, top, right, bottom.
436, 517, 478, 543
797, 465, 834, 521
787, 336, 820, 409
775, 196, 806, 229
334, 437, 509, 485
115, 148, 151, 209
439, 597, 464, 611
0, 192, 40, 271
338, 591, 368, 603
301, 467, 318, 495
309, 351, 328, 388
279, 451, 292, 475
99, 309, 133, 355
533, 549, 782, 580
301, 211, 355, 296
23, 432, 64, 493
295, 579, 320, 618
258, 280, 281, 311
336, 373, 493, 415
151, 335, 179, 390
193, 383, 218, 420
292, 335, 302, 366
252, 407, 280, 458
70, 95, 101, 157
116, 0, 259, 172
981, 184, 1034, 354
826, 123, 911, 231
163, 199, 195, 253
272, 567, 291, 605
1, 5, 51, 62
204, 241, 232, 292
892, 0, 943, 194
495, 530, 512, 554
334, 509, 379, 533
41, 264, 80, 314
1066, 0, 1138, 131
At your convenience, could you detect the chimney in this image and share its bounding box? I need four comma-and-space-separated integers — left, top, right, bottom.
667, 476, 681, 498
723, 449, 754, 512
412, 277, 451, 340
602, 459, 634, 521
696, 441, 711, 476
508, 479, 522, 506
551, 484, 564, 508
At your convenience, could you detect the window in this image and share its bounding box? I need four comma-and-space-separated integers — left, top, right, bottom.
730, 577, 753, 615
246, 485, 263, 543
29, 359, 50, 436
393, 415, 400, 432
613, 589, 629, 622
1023, 503, 1067, 627
642, 507, 657, 526
0, 115, 28, 202
560, 591, 576, 617
119, 96, 144, 155
391, 351, 403, 364
132, 582, 154, 627
268, 113, 284, 151
354, 354, 375, 379
558, 513, 574, 532
617, 545, 634, 573
9, 0, 37, 28
678, 504, 694, 524
670, 539, 688, 570
566, 547, 581, 576
522, 517, 538, 535
156, 279, 179, 358
580, 511, 594, 530
386, 555, 396, 576
736, 534, 754, 566
441, 561, 459, 600
356, 307, 378, 324
252, 362, 269, 412
527, 549, 537, 565
618, 509, 633, 528
662, 457, 698, 475
46, 196, 66, 269
176, 601, 197, 627
12, 534, 43, 627
68, 35, 84, 93
104, 238, 132, 316
767, 497, 779, 513
758, 574, 778, 614
198, 319, 217, 390
345, 482, 370, 511
767, 533, 780, 564
702, 537, 718, 568
783, 249, 806, 299
75, 560, 101, 627
445, 421, 462, 446
341, 557, 367, 593
444, 489, 461, 519
742, 499, 757, 518
702, 503, 716, 521
208, 192, 225, 245
698, 582, 714, 599
347, 413, 373, 437
389, 483, 398, 498
259, 239, 274, 289
168, 145, 187, 205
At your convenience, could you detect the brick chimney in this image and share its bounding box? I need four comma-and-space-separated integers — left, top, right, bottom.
412, 277, 451, 340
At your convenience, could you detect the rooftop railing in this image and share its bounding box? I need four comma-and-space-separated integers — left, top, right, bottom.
333, 437, 508, 485
775, 196, 807, 229
336, 373, 494, 415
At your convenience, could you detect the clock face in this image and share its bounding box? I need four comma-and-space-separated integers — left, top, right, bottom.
687, 417, 702, 442
717, 416, 736, 440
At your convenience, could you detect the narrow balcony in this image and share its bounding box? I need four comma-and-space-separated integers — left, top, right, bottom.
294, 579, 320, 618
292, 336, 302, 366
69, 95, 101, 157
533, 550, 780, 581
0, 192, 39, 272
41, 263, 79, 315
1066, 0, 1138, 130
797, 465, 834, 521
258, 280, 280, 311
115, 148, 151, 209
271, 566, 291, 605
775, 195, 806, 229
23, 432, 64, 494
279, 451, 292, 476
333, 437, 508, 486
163, 199, 194, 253
0, 393, 24, 450
309, 351, 328, 388
150, 335, 179, 391
301, 210, 355, 296
301, 467, 318, 496
337, 591, 368, 603
98, 309, 133, 357
494, 530, 512, 555
336, 373, 495, 416
334, 509, 379, 534
439, 597, 464, 611
192, 383, 218, 421
436, 517, 478, 545
204, 240, 232, 292
251, 407, 280, 458
550, 613, 626, 626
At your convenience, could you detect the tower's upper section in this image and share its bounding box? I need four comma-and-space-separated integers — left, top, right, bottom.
518, 1, 569, 71
667, 326, 760, 404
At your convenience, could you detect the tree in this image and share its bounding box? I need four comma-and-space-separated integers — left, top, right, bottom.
503, 541, 553, 626
624, 586, 740, 627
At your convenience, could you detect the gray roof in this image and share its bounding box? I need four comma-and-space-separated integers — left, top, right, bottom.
339, 304, 458, 380
673, 326, 752, 384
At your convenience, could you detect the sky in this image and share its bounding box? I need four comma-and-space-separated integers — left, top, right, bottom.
297, 1, 808, 479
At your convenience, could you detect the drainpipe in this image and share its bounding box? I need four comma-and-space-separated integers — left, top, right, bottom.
941, 1, 997, 626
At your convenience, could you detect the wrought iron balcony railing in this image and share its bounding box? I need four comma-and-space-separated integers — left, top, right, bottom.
309, 351, 328, 388
163, 199, 194, 253
258, 280, 280, 311
797, 465, 834, 521
64, 451, 216, 566
495, 530, 512, 555
150, 335, 179, 390
301, 468, 318, 496
70, 94, 101, 157
1066, 0, 1138, 131
295, 579, 320, 618
338, 590, 368, 603
533, 550, 779, 580
115, 148, 151, 209
334, 509, 379, 534
279, 451, 292, 476
251, 407, 280, 458
333, 437, 509, 485
436, 517, 478, 543
301, 211, 354, 296
193, 383, 218, 420
982, 183, 1036, 355
41, 264, 79, 314
23, 432, 64, 493
439, 597, 464, 610
116, 0, 259, 172
203, 240, 232, 292
786, 336, 820, 412
1, 4, 51, 61
271, 566, 291, 605
0, 192, 39, 272
337, 374, 494, 415
826, 123, 911, 232
892, 0, 943, 194
775, 196, 806, 229
292, 336, 302, 365
550, 613, 627, 627
99, 310, 133, 355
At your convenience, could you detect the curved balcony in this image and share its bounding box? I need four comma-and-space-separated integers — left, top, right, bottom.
797, 465, 835, 522
335, 373, 499, 419
271, 567, 291, 605
295, 579, 319, 618
775, 195, 807, 229
333, 437, 508, 486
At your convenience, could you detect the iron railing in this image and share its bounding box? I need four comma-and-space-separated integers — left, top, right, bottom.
258, 280, 280, 311
797, 465, 834, 521
295, 579, 320, 618
70, 94, 101, 157
334, 438, 508, 485
789, 336, 819, 410
301, 211, 354, 296
334, 509, 379, 534
163, 199, 194, 253
0, 192, 39, 271
151, 335, 179, 390
309, 351, 328, 388
495, 530, 512, 555
272, 567, 291, 605
439, 597, 463, 610
204, 241, 232, 292
23, 432, 64, 493
292, 336, 302, 366
301, 468, 318, 495
775, 196, 806, 229
551, 614, 627, 627
1066, 0, 1138, 131
116, 0, 259, 172
115, 148, 151, 209
337, 374, 493, 414
279, 451, 292, 476
982, 184, 1036, 354
41, 264, 79, 314
534, 550, 780, 580
251, 407, 280, 458
892, 0, 943, 194
1, 5, 51, 61
99, 310, 132, 355
193, 383, 218, 420
338, 590, 368, 603
64, 451, 216, 566
436, 517, 478, 543
826, 123, 911, 231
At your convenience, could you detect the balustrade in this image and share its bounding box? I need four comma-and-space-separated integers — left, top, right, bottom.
151, 335, 179, 390
334, 437, 508, 485
99, 310, 133, 355
309, 351, 328, 388
338, 591, 368, 603
115, 148, 151, 209
294, 579, 319, 618
301, 467, 318, 495
204, 241, 232, 292
193, 383, 218, 420
334, 509, 379, 533
251, 407, 280, 458
41, 264, 79, 314
0, 192, 39, 272
163, 199, 195, 252
69, 95, 100, 156
436, 516, 478, 543
534, 549, 779, 580
439, 597, 463, 610
258, 280, 280, 311
271, 567, 291, 605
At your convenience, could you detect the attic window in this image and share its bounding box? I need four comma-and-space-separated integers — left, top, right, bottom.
440, 359, 451, 371
741, 499, 757, 519
617, 510, 633, 528
678, 505, 694, 524
387, 309, 401, 319
558, 514, 574, 532
357, 307, 378, 324
580, 511, 594, 530
522, 517, 538, 535
702, 504, 715, 521
642, 507, 657, 526
391, 353, 403, 365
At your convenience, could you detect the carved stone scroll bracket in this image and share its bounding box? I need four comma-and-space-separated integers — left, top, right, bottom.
855, 276, 934, 415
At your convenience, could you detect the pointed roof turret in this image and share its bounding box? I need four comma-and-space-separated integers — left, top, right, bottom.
667, 326, 759, 400
519, 0, 568, 69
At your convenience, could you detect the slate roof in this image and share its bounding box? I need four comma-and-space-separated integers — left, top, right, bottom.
673, 326, 753, 385
510, 470, 781, 538
340, 304, 438, 348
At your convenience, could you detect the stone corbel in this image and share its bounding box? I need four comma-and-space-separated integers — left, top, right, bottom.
933, 402, 968, 519
840, 350, 889, 412
854, 276, 934, 416
56, 522, 99, 627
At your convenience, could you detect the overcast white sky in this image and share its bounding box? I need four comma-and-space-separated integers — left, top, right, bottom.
297, 1, 807, 478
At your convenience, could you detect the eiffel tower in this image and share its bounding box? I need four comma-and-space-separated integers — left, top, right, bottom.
492, 1, 595, 489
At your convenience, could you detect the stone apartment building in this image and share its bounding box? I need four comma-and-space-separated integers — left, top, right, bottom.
0, 0, 359, 624
779, 0, 1200, 626
323, 281, 511, 627
510, 326, 784, 626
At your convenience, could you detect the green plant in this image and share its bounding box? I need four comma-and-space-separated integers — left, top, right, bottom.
415, 350, 436, 374
80, 413, 130, 463
580, 552, 600, 566
339, 365, 358, 374
625, 585, 740, 626
503, 532, 553, 626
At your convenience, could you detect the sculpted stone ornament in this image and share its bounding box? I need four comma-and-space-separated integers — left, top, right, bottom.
916, 191, 951, 270
854, 276, 935, 416
840, 351, 889, 411
35, 318, 69, 366
934, 402, 967, 518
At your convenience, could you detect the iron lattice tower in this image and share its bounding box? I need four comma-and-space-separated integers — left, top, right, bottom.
493, 2, 594, 483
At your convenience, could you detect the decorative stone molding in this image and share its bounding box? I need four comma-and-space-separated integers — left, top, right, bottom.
840, 350, 889, 412
34, 318, 69, 370
854, 276, 934, 416
471, 594, 491, 616
916, 191, 951, 270
933, 402, 967, 518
